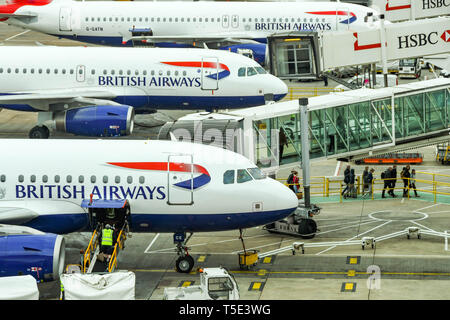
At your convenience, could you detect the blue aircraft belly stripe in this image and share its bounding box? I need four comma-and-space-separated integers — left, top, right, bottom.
0, 94, 287, 111
21, 207, 296, 234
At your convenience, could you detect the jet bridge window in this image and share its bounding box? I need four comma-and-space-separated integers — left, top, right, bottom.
237, 169, 252, 183
223, 170, 235, 184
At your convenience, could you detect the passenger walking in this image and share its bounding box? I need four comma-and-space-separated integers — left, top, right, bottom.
362, 168, 375, 198
362, 166, 369, 195
409, 169, 419, 197
344, 169, 356, 199
286, 170, 295, 192
401, 165, 411, 197
381, 167, 393, 198
342, 165, 351, 196
292, 171, 300, 194
390, 165, 397, 197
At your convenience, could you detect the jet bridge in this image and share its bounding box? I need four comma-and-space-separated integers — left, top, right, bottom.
158, 77, 450, 176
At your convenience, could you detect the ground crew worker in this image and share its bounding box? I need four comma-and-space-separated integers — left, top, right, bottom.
402, 165, 411, 197
100, 224, 116, 263
382, 167, 392, 198
409, 169, 419, 197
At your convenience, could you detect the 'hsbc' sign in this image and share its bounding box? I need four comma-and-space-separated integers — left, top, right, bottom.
321, 17, 450, 70
372, 0, 450, 22
397, 32, 439, 49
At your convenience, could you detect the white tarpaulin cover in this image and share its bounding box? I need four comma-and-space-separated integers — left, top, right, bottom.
61, 271, 135, 300
0, 275, 39, 300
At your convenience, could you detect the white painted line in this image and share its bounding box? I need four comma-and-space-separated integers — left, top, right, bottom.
410, 220, 435, 232
315, 220, 392, 255
144, 233, 160, 253
4, 29, 29, 42
417, 203, 441, 212
334, 161, 341, 177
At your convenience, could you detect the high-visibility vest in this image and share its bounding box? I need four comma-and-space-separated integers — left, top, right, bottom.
102, 229, 113, 246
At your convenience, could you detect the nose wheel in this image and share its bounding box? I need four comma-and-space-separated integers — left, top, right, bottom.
174, 232, 194, 273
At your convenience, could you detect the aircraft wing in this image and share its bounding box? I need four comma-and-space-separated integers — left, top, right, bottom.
0, 87, 119, 111
0, 13, 37, 18
0, 207, 39, 225
130, 32, 263, 44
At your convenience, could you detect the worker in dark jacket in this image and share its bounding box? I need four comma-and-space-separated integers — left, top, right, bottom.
402, 165, 411, 197
382, 167, 392, 198
390, 165, 397, 197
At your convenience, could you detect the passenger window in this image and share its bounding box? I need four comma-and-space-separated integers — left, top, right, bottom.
247, 168, 266, 180
238, 67, 246, 77
237, 169, 252, 183
42, 175, 48, 183
79, 175, 84, 183
223, 170, 235, 184
111, 70, 115, 75
91, 69, 95, 75
115, 176, 120, 183
66, 175, 72, 183
139, 176, 145, 184
103, 176, 108, 183
30, 175, 36, 183
247, 67, 257, 76
18, 175, 24, 183
127, 176, 133, 184
0, 68, 3, 73
0, 175, 5, 183
54, 69, 58, 74
55, 175, 60, 183
15, 68, 19, 73
91, 176, 96, 183
62, 69, 66, 74
23, 68, 27, 74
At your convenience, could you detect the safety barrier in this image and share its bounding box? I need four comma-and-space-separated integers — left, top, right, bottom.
279, 170, 450, 204
108, 226, 127, 273
83, 229, 98, 273
282, 87, 344, 101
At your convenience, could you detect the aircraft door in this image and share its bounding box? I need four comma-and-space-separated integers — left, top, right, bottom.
167, 154, 194, 205
76, 65, 86, 82
222, 15, 229, 28
59, 7, 72, 31
201, 57, 219, 90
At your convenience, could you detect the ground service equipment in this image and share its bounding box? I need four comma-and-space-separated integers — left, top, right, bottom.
163, 267, 240, 300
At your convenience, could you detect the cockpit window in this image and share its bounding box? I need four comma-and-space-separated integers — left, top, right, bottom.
255, 67, 266, 74
247, 67, 257, 77
238, 67, 246, 77
237, 169, 252, 183
223, 170, 235, 184
247, 168, 266, 180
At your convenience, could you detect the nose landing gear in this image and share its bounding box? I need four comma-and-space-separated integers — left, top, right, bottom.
174, 232, 194, 273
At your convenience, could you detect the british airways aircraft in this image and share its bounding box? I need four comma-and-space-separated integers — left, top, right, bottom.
0, 139, 298, 277
0, 45, 287, 139
0, 0, 382, 64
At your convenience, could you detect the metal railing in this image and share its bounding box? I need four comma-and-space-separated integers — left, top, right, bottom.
279, 171, 450, 204
108, 224, 127, 273
83, 229, 99, 273
282, 87, 344, 101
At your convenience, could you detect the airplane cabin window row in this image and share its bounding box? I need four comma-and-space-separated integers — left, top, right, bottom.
14, 175, 146, 184
0, 68, 188, 77
84, 16, 326, 24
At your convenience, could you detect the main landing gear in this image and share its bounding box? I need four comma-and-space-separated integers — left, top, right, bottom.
29, 125, 50, 139
174, 232, 195, 273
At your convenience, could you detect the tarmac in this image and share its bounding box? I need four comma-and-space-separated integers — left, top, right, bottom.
1, 21, 450, 301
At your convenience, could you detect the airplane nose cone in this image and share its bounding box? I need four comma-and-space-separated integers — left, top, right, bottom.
272, 77, 288, 101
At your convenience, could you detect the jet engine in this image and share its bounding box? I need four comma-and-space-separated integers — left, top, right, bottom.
0, 225, 65, 282
219, 43, 268, 66
53, 105, 135, 137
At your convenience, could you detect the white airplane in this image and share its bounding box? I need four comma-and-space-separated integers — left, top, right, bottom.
0, 138, 299, 273
0, 45, 287, 139
0, 0, 382, 64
